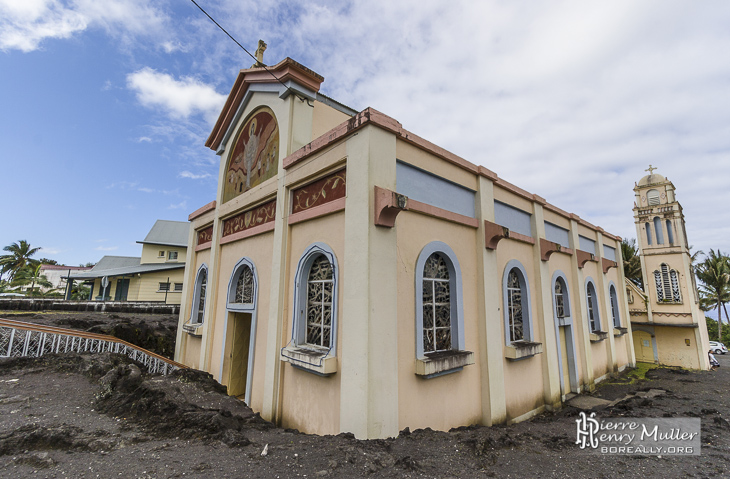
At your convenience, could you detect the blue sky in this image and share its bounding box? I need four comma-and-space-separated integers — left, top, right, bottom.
2, 0, 730, 267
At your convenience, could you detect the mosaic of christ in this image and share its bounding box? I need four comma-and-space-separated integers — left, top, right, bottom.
223, 108, 279, 203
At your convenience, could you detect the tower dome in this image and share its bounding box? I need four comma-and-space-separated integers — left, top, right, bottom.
638, 165, 665, 186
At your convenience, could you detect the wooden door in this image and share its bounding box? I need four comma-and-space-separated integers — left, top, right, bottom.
227, 313, 252, 398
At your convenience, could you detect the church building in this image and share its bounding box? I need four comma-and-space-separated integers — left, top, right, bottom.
175, 54, 635, 439
627, 168, 710, 369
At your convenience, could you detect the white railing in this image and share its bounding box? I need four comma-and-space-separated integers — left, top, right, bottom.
0, 318, 184, 376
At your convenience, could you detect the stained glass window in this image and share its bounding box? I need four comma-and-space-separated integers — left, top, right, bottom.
235, 265, 254, 304
306, 255, 334, 348
422, 253, 451, 353
507, 270, 524, 342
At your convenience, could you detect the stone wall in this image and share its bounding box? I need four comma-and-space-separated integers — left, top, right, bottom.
0, 299, 179, 315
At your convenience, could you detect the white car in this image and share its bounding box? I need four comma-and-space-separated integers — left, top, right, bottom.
709, 341, 728, 355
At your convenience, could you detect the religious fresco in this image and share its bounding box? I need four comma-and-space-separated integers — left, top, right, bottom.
223, 108, 279, 203
292, 169, 347, 214
222, 199, 277, 237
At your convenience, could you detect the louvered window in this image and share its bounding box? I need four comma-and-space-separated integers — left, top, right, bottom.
647, 189, 660, 206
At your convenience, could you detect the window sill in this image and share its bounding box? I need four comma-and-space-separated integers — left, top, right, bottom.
613, 327, 628, 337
589, 331, 608, 342
415, 350, 474, 378
182, 321, 204, 337
281, 345, 337, 376
505, 341, 543, 361
557, 316, 570, 327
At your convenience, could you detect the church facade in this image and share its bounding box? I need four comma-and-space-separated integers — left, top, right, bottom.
175, 57, 635, 439
627, 169, 710, 369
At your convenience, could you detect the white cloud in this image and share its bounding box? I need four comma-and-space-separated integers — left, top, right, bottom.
40, 247, 61, 255
0, 0, 171, 52
168, 201, 187, 210
126, 67, 226, 122
95, 245, 118, 251
136, 136, 152, 143
179, 170, 211, 180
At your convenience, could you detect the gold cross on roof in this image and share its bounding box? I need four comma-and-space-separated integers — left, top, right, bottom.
645, 165, 657, 175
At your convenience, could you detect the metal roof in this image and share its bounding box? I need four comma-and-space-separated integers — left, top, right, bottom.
137, 220, 189, 247
67, 255, 184, 279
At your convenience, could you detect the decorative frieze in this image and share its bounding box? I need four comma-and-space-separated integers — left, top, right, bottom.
222, 199, 277, 237
292, 169, 347, 214
197, 226, 213, 245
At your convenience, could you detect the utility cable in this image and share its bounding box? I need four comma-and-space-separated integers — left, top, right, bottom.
188, 0, 311, 104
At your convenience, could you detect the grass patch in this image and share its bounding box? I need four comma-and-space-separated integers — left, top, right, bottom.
626, 361, 660, 382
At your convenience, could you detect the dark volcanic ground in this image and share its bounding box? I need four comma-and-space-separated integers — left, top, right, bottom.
0, 311, 729, 478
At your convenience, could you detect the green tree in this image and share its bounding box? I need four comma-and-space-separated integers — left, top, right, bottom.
11, 264, 54, 297
621, 238, 643, 288
39, 258, 58, 265
0, 240, 41, 281
696, 249, 730, 341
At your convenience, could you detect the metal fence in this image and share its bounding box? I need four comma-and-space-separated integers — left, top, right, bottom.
0, 318, 185, 376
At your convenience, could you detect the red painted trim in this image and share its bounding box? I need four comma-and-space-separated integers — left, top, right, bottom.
207, 58, 324, 151
288, 197, 346, 225
406, 198, 479, 228
219, 222, 275, 245
576, 250, 597, 268
195, 242, 212, 252
602, 258, 618, 274
539, 238, 574, 261
188, 201, 216, 221
279, 106, 622, 241
373, 186, 407, 227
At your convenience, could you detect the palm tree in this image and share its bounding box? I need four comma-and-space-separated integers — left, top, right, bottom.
0, 240, 41, 281
11, 264, 54, 296
621, 238, 643, 288
696, 249, 730, 340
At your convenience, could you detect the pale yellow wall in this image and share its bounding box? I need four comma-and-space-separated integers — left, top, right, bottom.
133, 269, 186, 304
655, 326, 701, 368
497, 240, 545, 421
547, 253, 587, 385
140, 244, 187, 265
311, 100, 351, 140
279, 211, 345, 435
543, 210, 571, 230
183, 336, 202, 369
209, 231, 274, 414
395, 212, 483, 431
492, 187, 534, 215
395, 140, 478, 191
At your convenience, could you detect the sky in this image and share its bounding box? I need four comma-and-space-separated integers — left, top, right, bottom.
1, 0, 730, 267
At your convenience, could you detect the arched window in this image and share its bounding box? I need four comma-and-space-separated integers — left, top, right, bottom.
653, 216, 664, 244
291, 243, 339, 351
585, 279, 601, 333
189, 264, 208, 325
666, 220, 674, 244
226, 258, 257, 311
609, 284, 621, 328
647, 189, 660, 205
415, 242, 465, 357
422, 253, 451, 352
645, 222, 653, 245
654, 263, 681, 303
502, 260, 532, 344
553, 275, 570, 320
306, 255, 334, 348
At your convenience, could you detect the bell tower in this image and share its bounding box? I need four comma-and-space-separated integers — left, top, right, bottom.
631, 166, 709, 369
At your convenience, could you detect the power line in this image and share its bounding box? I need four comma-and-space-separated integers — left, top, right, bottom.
187, 0, 309, 103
